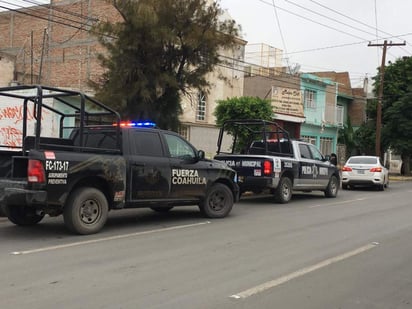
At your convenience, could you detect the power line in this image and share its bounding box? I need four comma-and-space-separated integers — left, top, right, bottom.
0, 2, 117, 39
256, 0, 367, 41
285, 0, 380, 38
0, 0, 374, 95
309, 0, 412, 52
270, 0, 290, 71
0, 0, 93, 29
0, 0, 399, 79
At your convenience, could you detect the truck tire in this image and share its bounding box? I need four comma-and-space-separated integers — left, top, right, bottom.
64, 187, 108, 235
199, 183, 233, 218
6, 205, 44, 226
324, 175, 339, 198
273, 177, 292, 203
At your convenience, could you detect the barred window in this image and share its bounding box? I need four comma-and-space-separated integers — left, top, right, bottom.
320, 137, 333, 155
301, 135, 316, 145
178, 125, 189, 140
196, 91, 206, 121
304, 89, 316, 109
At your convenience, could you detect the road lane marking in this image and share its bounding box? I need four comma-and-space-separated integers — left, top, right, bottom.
230, 242, 378, 299
11, 221, 211, 255
309, 197, 366, 208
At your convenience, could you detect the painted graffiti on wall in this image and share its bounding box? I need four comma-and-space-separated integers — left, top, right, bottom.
0, 97, 55, 149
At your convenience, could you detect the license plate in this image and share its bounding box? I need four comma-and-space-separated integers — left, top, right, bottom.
357, 170, 365, 174
254, 169, 262, 176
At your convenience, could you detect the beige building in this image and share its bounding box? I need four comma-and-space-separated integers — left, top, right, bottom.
179, 40, 246, 156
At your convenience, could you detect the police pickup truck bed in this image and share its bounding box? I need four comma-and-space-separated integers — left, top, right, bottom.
0, 85, 239, 234
214, 119, 340, 203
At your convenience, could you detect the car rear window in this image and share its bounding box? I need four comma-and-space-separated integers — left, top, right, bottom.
348, 157, 377, 164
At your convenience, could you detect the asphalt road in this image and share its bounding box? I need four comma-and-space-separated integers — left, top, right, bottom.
1, 181, 412, 309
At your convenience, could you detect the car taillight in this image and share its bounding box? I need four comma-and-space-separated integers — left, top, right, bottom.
342, 166, 352, 172
370, 167, 382, 172
263, 160, 272, 176
28, 159, 46, 183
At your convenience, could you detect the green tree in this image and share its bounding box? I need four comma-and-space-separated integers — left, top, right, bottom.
350, 98, 377, 156
214, 96, 273, 152
91, 0, 239, 131
338, 116, 355, 157
374, 56, 412, 175
353, 120, 376, 155
214, 96, 273, 126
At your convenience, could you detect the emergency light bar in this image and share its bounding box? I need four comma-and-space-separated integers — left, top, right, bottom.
114, 121, 156, 128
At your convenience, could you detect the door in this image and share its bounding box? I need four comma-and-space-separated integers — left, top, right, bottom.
127, 130, 170, 201
162, 132, 208, 199
296, 143, 330, 189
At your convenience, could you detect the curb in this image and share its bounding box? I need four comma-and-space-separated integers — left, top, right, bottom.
389, 176, 412, 181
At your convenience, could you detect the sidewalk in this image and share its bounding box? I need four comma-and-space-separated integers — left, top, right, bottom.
389, 175, 412, 181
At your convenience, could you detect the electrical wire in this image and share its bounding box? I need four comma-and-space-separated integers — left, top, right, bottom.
309, 0, 412, 52
271, 0, 291, 71
254, 0, 406, 61
0, 0, 387, 77
0, 1, 116, 39
0, 0, 370, 95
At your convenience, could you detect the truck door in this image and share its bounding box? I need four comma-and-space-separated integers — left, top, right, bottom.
297, 143, 330, 189
162, 132, 208, 199
127, 130, 170, 201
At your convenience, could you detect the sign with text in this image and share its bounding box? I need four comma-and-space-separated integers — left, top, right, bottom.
271, 87, 305, 118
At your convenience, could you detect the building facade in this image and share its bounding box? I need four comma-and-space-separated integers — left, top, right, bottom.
300, 73, 342, 157
243, 73, 305, 138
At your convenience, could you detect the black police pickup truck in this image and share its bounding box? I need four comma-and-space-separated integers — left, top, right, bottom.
0, 85, 239, 234
214, 119, 340, 203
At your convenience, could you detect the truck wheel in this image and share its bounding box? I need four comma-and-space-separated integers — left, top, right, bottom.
150, 206, 174, 212
324, 175, 339, 198
6, 205, 44, 226
199, 183, 233, 218
64, 187, 108, 235
273, 177, 292, 203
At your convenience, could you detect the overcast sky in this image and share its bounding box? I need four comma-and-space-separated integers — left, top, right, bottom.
219, 0, 412, 87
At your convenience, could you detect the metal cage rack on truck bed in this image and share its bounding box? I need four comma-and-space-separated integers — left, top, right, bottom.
0, 85, 122, 154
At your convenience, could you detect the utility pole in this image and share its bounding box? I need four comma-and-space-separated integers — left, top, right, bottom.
368, 40, 405, 157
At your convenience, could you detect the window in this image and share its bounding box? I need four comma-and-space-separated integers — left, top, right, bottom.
320, 137, 333, 156
304, 89, 316, 109
164, 133, 196, 159
308, 144, 324, 161
301, 135, 316, 145
196, 91, 206, 121
178, 125, 189, 140
299, 144, 312, 159
131, 131, 163, 156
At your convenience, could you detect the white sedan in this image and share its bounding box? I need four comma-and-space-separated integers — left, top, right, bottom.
341, 156, 389, 191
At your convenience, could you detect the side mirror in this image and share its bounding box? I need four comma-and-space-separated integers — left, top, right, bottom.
328, 154, 338, 165
197, 150, 205, 160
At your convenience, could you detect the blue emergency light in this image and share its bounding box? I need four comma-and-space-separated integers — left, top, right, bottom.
116, 121, 156, 128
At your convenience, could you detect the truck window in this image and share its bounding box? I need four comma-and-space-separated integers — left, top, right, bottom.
71, 130, 118, 150
308, 144, 324, 161
299, 144, 312, 159
131, 131, 163, 156
164, 133, 195, 159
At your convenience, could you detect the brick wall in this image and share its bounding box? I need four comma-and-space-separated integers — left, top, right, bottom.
0, 0, 121, 91
350, 88, 367, 127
